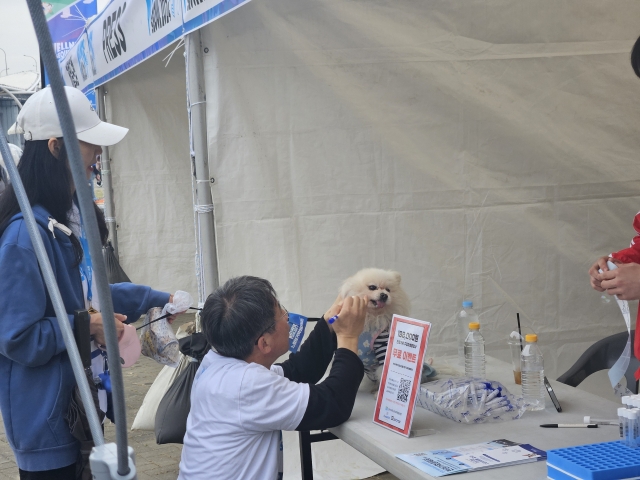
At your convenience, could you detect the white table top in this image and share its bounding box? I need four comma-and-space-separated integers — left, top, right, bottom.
329, 356, 622, 479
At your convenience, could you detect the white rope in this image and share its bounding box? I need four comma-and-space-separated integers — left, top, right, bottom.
194, 204, 214, 213
163, 38, 185, 67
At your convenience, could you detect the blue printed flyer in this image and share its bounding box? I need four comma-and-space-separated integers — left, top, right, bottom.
396, 439, 546, 476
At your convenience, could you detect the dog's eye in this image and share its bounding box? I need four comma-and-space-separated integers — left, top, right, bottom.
368, 285, 377, 291
385, 288, 390, 292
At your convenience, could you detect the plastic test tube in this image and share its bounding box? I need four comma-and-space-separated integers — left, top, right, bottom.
584, 416, 619, 426
633, 409, 640, 448
619, 408, 626, 440
622, 410, 631, 445
629, 410, 638, 448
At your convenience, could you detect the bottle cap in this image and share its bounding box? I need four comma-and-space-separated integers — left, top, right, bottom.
619, 408, 626, 416
462, 300, 473, 308
584, 416, 591, 424
525, 334, 538, 342
623, 395, 631, 406
629, 410, 638, 419
468, 322, 480, 330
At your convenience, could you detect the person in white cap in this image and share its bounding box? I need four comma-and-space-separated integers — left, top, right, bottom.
0, 86, 177, 480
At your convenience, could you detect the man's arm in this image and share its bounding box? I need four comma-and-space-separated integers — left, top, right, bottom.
279, 318, 337, 384
295, 348, 364, 430
294, 295, 367, 430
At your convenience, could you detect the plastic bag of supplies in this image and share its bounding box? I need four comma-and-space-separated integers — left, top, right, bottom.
416, 378, 527, 424
139, 307, 180, 367
155, 332, 209, 444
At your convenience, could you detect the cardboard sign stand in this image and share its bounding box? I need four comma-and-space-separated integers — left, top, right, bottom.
373, 315, 432, 437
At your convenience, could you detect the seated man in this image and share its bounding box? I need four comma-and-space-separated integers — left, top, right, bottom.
178, 276, 367, 480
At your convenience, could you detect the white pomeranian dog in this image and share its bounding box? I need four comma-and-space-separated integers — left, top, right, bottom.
339, 268, 411, 382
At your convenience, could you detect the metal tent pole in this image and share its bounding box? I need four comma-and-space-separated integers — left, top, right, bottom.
185, 31, 219, 302
96, 86, 119, 258
25, 0, 134, 477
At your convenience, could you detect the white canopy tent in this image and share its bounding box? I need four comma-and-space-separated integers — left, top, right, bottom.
100, 0, 640, 476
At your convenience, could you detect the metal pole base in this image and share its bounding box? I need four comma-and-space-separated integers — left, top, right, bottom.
90, 444, 137, 480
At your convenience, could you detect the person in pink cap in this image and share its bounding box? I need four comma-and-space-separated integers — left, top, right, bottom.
0, 86, 174, 480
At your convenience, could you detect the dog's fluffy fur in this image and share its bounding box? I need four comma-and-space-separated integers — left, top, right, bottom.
339, 268, 411, 385
339, 268, 411, 334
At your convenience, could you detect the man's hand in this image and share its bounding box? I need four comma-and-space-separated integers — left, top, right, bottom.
90, 312, 128, 347
332, 296, 367, 354
600, 263, 640, 300
588, 255, 620, 292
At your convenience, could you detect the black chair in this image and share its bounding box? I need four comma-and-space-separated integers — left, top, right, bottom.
557, 330, 639, 394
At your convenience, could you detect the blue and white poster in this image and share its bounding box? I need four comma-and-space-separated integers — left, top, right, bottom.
53, 0, 253, 95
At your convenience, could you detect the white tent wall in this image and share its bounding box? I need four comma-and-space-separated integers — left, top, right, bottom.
199, 0, 640, 381
96, 1, 640, 478
104, 52, 198, 301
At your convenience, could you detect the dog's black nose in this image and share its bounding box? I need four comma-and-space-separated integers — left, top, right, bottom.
379, 293, 388, 302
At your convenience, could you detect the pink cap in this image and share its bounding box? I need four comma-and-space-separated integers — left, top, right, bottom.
118, 324, 141, 368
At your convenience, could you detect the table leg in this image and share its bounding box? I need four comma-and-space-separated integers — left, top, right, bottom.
298, 431, 339, 480
299, 431, 313, 480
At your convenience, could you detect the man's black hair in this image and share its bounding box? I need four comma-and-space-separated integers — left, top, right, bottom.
201, 276, 280, 360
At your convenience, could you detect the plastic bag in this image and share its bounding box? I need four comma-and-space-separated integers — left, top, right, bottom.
139, 307, 180, 367
131, 353, 189, 431
155, 358, 198, 444
139, 291, 193, 367
155, 333, 210, 444
416, 377, 527, 424
163, 290, 193, 317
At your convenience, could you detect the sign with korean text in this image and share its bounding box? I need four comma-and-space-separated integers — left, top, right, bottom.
54, 0, 253, 95
373, 315, 431, 437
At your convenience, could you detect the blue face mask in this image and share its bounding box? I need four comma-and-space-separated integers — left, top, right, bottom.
287, 312, 307, 352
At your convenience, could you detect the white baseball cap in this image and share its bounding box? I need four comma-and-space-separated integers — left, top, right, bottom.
8, 86, 128, 146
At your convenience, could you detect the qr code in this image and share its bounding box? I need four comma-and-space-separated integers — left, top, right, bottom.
397, 378, 411, 403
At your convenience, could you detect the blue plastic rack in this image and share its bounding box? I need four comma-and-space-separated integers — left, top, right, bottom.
547, 441, 640, 480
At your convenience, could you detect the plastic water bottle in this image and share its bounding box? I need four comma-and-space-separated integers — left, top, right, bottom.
458, 301, 478, 364
464, 322, 485, 379
521, 334, 545, 411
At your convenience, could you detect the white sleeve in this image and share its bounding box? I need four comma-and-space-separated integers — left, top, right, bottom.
239, 364, 309, 432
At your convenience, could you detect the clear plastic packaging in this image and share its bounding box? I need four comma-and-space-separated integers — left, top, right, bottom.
416, 377, 527, 424
139, 291, 193, 368
139, 307, 180, 368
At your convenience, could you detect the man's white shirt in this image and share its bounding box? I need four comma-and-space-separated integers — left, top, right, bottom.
178, 350, 310, 480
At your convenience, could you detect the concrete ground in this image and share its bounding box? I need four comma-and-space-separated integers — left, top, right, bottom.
0, 314, 399, 480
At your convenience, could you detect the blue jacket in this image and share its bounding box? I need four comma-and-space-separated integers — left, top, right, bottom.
0, 205, 170, 471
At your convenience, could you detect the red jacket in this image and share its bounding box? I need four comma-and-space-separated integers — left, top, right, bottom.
610, 211, 640, 379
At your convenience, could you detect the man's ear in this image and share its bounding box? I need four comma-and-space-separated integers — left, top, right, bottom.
255, 336, 273, 355
48, 138, 62, 159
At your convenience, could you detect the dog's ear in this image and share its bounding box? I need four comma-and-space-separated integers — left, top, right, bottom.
391, 271, 401, 285
339, 276, 353, 297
